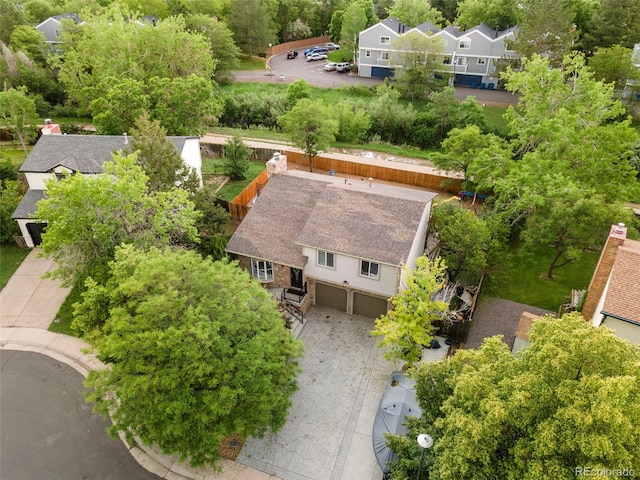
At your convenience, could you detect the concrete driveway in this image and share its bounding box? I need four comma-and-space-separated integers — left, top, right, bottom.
238, 306, 396, 480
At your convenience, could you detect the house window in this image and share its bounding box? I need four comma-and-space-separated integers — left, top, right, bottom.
380, 36, 390, 44
317, 250, 335, 269
250, 258, 273, 281
55, 29, 61, 37
360, 260, 380, 279
477, 57, 486, 65
381, 52, 390, 60
443, 56, 452, 65
365, 50, 371, 57
459, 39, 471, 49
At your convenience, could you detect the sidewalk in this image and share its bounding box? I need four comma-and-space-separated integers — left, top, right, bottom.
0, 251, 277, 480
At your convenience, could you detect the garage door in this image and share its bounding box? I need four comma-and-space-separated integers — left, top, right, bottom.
371, 66, 394, 79
26, 222, 46, 246
315, 283, 347, 312
353, 292, 388, 319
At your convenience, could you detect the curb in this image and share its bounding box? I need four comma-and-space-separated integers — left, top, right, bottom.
0, 326, 278, 480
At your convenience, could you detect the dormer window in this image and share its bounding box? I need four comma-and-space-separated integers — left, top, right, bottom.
459, 38, 471, 49
380, 36, 390, 45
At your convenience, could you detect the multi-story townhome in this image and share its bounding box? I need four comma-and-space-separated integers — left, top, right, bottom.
358, 17, 519, 88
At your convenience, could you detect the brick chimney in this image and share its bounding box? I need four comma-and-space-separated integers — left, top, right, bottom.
581, 223, 627, 320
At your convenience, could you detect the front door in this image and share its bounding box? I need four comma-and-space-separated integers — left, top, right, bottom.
290, 268, 303, 289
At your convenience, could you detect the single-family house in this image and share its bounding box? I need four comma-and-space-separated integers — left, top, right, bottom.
581, 223, 640, 343
225, 154, 436, 319
35, 13, 83, 53
12, 132, 203, 248
358, 17, 518, 87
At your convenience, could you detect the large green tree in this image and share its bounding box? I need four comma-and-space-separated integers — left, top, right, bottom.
371, 256, 448, 366
581, 0, 640, 52
509, 0, 577, 67
391, 31, 447, 100
80, 246, 304, 468
35, 153, 200, 285
0, 87, 39, 154
388, 313, 640, 480
185, 15, 240, 83
91, 74, 220, 136
56, 10, 214, 113
455, 0, 520, 30
340, 2, 367, 62
388, 0, 444, 27
588, 45, 640, 97
278, 98, 339, 172
228, 0, 275, 56
430, 202, 503, 281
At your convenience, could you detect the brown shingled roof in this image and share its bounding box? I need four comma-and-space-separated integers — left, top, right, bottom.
602, 239, 640, 324
226, 171, 435, 268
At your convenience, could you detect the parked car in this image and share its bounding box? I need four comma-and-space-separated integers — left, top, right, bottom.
307, 52, 328, 61
303, 46, 317, 56
324, 62, 337, 71
286, 50, 298, 59
325, 42, 340, 51
336, 62, 351, 73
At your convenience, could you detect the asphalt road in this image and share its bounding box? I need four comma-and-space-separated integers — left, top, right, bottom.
256, 47, 519, 106
0, 350, 161, 480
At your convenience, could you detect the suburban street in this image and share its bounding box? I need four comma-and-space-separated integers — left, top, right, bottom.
0, 350, 161, 480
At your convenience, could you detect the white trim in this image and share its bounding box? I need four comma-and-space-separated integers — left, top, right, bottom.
250, 258, 273, 281
360, 260, 380, 280
317, 250, 335, 269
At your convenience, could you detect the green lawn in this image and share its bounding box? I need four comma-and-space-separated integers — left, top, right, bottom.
49, 282, 84, 336
484, 243, 599, 312
482, 106, 510, 137
237, 55, 267, 70
0, 245, 30, 290
0, 145, 29, 164
216, 162, 267, 201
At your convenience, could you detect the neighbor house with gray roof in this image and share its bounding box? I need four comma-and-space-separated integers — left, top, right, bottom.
358, 17, 518, 87
12, 133, 202, 247
35, 13, 83, 54
225, 155, 436, 319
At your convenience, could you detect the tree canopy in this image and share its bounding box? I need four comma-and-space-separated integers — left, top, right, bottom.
55, 9, 215, 113
81, 246, 304, 467
278, 98, 339, 172
372, 256, 448, 366
0, 87, 39, 154
387, 313, 640, 480
35, 152, 200, 285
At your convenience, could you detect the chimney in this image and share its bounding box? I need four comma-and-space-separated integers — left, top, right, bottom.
581, 223, 627, 320
123, 133, 128, 144
266, 151, 287, 177
41, 119, 61, 135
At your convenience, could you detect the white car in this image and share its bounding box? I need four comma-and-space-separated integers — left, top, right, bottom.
324, 62, 337, 71
307, 52, 328, 61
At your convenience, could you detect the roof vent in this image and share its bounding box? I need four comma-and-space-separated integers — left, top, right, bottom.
123, 133, 128, 144
614, 223, 626, 233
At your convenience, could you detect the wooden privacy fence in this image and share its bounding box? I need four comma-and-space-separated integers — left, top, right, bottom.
267, 36, 330, 55
282, 150, 462, 193
229, 170, 269, 220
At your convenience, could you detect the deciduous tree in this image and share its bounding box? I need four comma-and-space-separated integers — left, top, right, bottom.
0, 87, 39, 154
388, 0, 444, 28
372, 256, 448, 366
278, 98, 338, 172
81, 246, 304, 468
388, 313, 640, 480
392, 31, 447, 100
56, 10, 214, 113
35, 153, 200, 285
228, 0, 275, 56
455, 0, 520, 31
223, 135, 252, 180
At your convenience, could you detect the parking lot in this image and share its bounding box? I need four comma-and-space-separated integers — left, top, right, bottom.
237, 306, 396, 480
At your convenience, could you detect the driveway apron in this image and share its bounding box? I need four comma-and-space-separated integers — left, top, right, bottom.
237, 306, 396, 480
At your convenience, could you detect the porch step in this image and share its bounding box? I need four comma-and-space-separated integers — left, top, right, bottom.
290, 318, 305, 339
